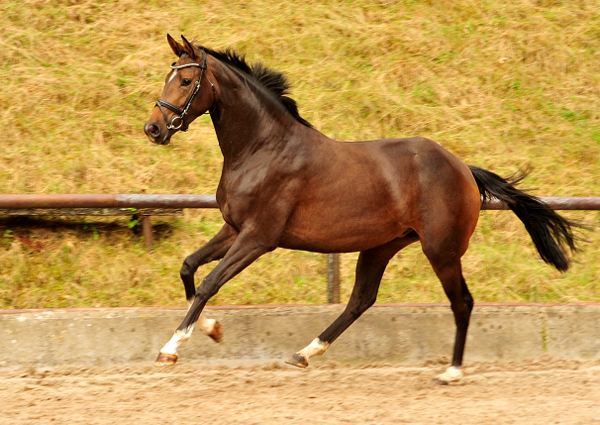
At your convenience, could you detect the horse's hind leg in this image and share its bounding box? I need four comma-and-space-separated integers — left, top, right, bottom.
286, 235, 418, 368
422, 245, 474, 384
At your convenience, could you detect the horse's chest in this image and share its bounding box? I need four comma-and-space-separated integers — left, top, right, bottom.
216, 182, 258, 230
217, 166, 286, 228
216, 189, 238, 229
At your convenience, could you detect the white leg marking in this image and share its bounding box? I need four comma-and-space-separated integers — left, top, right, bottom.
186, 300, 217, 336
197, 314, 217, 336
168, 69, 178, 82
160, 324, 195, 355
436, 366, 464, 383
297, 338, 330, 360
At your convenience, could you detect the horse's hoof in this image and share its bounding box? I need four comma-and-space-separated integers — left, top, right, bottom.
433, 366, 463, 385
433, 377, 449, 386
208, 320, 223, 343
154, 352, 178, 367
285, 353, 309, 368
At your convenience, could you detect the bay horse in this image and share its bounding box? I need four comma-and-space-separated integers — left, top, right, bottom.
144, 34, 577, 383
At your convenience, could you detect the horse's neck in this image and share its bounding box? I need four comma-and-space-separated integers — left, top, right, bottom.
210, 66, 301, 164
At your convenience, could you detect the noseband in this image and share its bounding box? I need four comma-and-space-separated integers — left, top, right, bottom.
155, 50, 216, 132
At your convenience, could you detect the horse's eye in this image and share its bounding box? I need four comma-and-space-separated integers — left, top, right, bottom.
181, 78, 192, 87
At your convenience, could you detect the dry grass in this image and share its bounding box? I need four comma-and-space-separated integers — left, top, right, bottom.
0, 0, 599, 309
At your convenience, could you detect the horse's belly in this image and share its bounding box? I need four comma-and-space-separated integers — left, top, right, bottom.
278, 208, 409, 253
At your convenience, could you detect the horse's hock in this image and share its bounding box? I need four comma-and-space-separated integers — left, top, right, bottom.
1, 304, 599, 368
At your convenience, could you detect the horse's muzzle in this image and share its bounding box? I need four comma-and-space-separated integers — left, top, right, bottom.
144, 121, 171, 145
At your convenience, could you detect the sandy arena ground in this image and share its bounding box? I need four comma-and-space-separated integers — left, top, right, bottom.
1, 359, 599, 425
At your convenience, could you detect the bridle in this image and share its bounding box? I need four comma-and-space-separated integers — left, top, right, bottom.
155, 49, 216, 132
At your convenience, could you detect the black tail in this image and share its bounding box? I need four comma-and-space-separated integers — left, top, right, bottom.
468, 165, 578, 272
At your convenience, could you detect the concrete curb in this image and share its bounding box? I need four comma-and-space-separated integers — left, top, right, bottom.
1, 304, 599, 368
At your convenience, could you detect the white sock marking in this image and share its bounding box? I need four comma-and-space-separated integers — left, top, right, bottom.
198, 314, 217, 335
297, 338, 329, 360
160, 324, 195, 355
436, 366, 464, 383
186, 300, 217, 336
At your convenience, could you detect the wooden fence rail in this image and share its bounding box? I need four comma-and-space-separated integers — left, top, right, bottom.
0, 194, 598, 302
1, 194, 598, 210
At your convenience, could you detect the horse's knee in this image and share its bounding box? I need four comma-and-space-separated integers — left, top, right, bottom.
195, 279, 219, 300
180, 257, 194, 280
180, 258, 199, 302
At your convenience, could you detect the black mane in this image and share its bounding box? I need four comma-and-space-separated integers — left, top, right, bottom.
198, 46, 313, 128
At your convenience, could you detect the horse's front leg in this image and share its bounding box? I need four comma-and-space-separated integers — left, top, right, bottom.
178, 224, 238, 343
155, 230, 274, 366
180, 223, 239, 303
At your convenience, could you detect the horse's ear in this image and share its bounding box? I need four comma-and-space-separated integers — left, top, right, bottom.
180, 35, 197, 60
167, 33, 184, 57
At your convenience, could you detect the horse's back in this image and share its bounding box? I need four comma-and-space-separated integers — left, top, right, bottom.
278, 135, 480, 253
341, 136, 479, 212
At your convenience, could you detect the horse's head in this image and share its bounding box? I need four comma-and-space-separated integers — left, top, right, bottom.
144, 34, 216, 145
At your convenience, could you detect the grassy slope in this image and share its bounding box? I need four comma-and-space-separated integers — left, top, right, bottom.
0, 0, 598, 309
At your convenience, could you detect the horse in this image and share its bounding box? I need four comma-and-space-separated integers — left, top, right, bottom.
144, 34, 577, 383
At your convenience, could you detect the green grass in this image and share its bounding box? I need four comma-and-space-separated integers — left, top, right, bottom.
0, 0, 599, 309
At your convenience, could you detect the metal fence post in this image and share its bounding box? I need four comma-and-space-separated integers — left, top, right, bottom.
328, 253, 341, 303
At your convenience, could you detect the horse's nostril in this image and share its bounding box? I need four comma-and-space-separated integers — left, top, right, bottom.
145, 122, 161, 138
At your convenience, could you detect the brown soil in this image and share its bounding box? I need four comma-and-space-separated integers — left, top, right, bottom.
1, 359, 599, 425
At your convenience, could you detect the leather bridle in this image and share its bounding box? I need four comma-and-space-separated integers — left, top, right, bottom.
155, 49, 216, 132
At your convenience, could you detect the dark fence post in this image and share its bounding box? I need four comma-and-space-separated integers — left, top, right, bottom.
328, 253, 341, 303
141, 215, 153, 251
